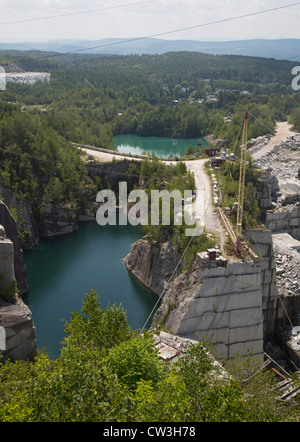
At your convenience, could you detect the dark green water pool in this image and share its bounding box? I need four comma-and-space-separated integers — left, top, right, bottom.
114, 134, 208, 158
24, 221, 157, 359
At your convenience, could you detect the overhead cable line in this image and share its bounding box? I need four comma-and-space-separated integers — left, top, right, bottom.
139, 210, 206, 336
0, 0, 158, 26
7, 2, 300, 63
247, 110, 276, 136
225, 111, 295, 329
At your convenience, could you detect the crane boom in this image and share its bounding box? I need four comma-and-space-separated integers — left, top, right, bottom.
236, 110, 248, 250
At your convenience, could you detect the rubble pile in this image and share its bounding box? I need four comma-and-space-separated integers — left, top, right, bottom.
6, 72, 50, 85
272, 233, 300, 297
289, 327, 300, 353
249, 131, 300, 364
253, 136, 300, 205
247, 135, 271, 155
275, 249, 300, 297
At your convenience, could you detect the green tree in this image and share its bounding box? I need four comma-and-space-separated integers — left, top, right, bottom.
61, 289, 132, 358
290, 106, 300, 131
134, 373, 191, 422
107, 336, 164, 392
43, 177, 64, 205
1, 291, 300, 422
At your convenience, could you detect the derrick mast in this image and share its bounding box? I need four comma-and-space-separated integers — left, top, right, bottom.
236, 110, 248, 252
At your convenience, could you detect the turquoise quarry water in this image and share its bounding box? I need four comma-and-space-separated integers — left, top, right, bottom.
24, 221, 157, 359
114, 134, 208, 158
23, 135, 206, 360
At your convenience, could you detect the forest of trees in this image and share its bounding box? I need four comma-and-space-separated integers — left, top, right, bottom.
1, 289, 299, 422
1, 49, 299, 270
2, 48, 298, 245
138, 157, 216, 268
0, 102, 89, 226
1, 50, 300, 422
1, 50, 300, 148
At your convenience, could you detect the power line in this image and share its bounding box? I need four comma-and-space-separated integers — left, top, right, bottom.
6, 2, 300, 63
247, 110, 276, 136
0, 0, 158, 26
0, 133, 206, 334
139, 212, 206, 335
221, 111, 295, 329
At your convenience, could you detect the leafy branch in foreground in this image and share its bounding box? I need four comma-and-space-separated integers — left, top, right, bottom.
0, 290, 299, 422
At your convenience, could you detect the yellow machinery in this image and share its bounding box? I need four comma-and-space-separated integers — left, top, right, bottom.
236, 110, 249, 252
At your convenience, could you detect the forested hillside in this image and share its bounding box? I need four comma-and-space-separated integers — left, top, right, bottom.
0, 101, 88, 213
1, 50, 300, 147
1, 50, 300, 422
1, 49, 300, 241
1, 290, 299, 422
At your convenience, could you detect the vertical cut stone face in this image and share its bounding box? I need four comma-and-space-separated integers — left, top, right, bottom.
0, 201, 29, 294
174, 261, 264, 360
0, 295, 37, 361
0, 325, 5, 351
149, 254, 264, 360
0, 237, 15, 286
0, 221, 37, 361
245, 229, 279, 340
125, 230, 282, 360
124, 239, 182, 295
265, 207, 300, 240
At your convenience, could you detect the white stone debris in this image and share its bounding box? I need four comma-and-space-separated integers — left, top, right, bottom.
250, 135, 300, 206
5, 72, 50, 85
272, 232, 300, 298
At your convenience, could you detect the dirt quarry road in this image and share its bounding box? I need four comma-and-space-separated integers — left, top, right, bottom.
252, 122, 295, 160
78, 122, 295, 253
185, 159, 225, 248
79, 145, 225, 246
81, 147, 139, 162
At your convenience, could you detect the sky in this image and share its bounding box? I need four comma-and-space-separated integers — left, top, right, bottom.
0, 0, 300, 43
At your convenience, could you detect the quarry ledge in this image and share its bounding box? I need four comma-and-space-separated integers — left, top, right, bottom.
124, 228, 288, 362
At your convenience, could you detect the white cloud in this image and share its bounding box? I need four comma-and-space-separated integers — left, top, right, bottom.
0, 0, 300, 42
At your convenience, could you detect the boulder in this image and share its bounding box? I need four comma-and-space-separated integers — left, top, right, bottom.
0, 294, 37, 361
0, 201, 28, 294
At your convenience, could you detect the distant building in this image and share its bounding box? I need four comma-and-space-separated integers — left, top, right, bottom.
205, 147, 220, 156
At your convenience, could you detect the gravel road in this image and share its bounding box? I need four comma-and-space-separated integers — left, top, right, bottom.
79, 147, 225, 246
252, 122, 295, 160
185, 159, 225, 247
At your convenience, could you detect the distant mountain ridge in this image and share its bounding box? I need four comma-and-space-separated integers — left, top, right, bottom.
1, 38, 300, 61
